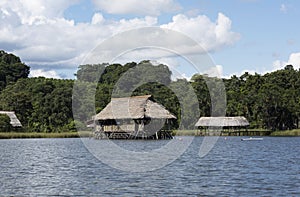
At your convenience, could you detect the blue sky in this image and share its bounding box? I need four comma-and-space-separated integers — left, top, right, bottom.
1, 0, 300, 79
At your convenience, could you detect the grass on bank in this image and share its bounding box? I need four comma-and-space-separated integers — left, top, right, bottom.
270, 129, 300, 136
173, 129, 271, 136
1, 129, 300, 139
173, 128, 300, 136
173, 130, 198, 136
0, 131, 92, 139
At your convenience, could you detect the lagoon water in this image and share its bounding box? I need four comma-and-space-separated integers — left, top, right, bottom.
0, 137, 300, 196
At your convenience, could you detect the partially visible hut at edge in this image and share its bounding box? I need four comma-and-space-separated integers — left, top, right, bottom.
195, 116, 249, 136
90, 95, 176, 139
0, 111, 22, 127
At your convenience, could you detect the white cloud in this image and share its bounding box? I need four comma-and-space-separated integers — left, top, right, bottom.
223, 52, 300, 79
228, 52, 300, 79
273, 52, 300, 70
221, 52, 300, 79
91, 13, 104, 25
0, 0, 80, 25
0, 1, 239, 79
92, 0, 181, 16
30, 69, 61, 79
287, 53, 300, 68
223, 69, 257, 79
273, 60, 284, 70
0, 5, 158, 70
160, 13, 240, 52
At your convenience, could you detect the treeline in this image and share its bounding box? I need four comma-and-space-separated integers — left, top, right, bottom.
0, 50, 300, 132
223, 64, 300, 130
0, 50, 74, 132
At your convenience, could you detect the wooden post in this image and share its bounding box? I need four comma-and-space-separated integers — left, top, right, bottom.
140, 121, 144, 139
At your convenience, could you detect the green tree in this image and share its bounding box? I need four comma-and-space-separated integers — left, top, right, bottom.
0, 50, 30, 91
0, 114, 12, 132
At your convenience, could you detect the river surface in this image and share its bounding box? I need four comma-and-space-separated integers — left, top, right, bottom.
0, 137, 299, 196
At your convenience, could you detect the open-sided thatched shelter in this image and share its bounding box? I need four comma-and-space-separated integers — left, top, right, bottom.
91, 95, 176, 139
0, 111, 22, 127
195, 116, 249, 136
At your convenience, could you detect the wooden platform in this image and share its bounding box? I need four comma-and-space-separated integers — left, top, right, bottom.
93, 130, 173, 140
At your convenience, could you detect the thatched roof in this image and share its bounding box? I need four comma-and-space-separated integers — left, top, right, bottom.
195, 116, 249, 127
0, 111, 22, 127
94, 95, 176, 120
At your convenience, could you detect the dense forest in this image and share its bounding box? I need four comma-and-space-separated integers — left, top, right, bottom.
0, 50, 300, 132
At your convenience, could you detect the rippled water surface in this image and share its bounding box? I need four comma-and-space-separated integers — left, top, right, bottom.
0, 137, 300, 196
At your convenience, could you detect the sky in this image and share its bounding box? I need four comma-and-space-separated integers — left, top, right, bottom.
1, 0, 300, 79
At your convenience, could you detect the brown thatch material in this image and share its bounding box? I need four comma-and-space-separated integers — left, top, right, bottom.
195, 116, 249, 127
94, 95, 176, 120
0, 111, 22, 127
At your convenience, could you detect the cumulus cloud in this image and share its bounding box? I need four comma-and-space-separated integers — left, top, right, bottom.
287, 53, 300, 68
224, 53, 300, 79
223, 52, 300, 79
273, 52, 300, 70
0, 1, 239, 79
0, 4, 158, 70
30, 69, 61, 79
91, 13, 104, 25
223, 69, 258, 79
161, 13, 240, 52
104, 13, 239, 64
92, 0, 181, 16
0, 0, 80, 24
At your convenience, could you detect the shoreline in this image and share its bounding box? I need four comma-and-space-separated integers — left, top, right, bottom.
269, 129, 300, 136
1, 129, 300, 139
173, 129, 300, 137
0, 131, 91, 139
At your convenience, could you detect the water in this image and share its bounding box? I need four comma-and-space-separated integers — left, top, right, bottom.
0, 137, 300, 196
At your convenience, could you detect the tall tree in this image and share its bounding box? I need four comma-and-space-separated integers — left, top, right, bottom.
0, 50, 30, 91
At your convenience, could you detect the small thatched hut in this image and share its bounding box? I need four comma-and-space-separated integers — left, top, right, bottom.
195, 116, 249, 136
0, 111, 22, 127
91, 95, 176, 139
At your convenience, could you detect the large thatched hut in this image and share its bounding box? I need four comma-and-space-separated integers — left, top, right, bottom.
0, 111, 22, 127
195, 116, 249, 136
91, 95, 176, 139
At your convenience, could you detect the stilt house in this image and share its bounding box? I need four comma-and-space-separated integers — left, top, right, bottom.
0, 111, 22, 127
92, 95, 176, 139
195, 116, 249, 136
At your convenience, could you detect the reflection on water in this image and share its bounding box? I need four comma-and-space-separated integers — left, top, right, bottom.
0, 137, 300, 196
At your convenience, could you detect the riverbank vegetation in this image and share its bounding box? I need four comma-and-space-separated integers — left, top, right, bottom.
0, 131, 91, 139
1, 50, 300, 135
270, 129, 300, 136
2, 129, 299, 139
173, 129, 273, 136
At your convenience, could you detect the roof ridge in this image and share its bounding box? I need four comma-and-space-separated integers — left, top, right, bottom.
111, 95, 152, 100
